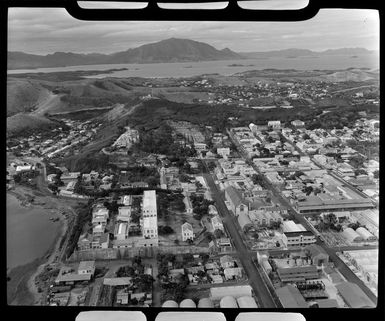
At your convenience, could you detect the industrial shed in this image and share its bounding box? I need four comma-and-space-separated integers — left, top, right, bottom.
198, 298, 214, 308
343, 227, 364, 243
162, 300, 178, 308
336, 282, 375, 308
236, 296, 258, 308
179, 299, 196, 308
210, 285, 252, 300
355, 227, 377, 241
276, 285, 308, 308
220, 296, 238, 308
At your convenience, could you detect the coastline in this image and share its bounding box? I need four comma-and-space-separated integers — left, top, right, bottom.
7, 186, 69, 305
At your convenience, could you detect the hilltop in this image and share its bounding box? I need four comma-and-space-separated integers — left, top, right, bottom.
8, 38, 242, 69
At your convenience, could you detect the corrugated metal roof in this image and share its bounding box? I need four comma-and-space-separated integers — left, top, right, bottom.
236, 296, 258, 308
336, 282, 375, 308
162, 300, 178, 308
220, 296, 238, 308
276, 285, 308, 308
225, 186, 245, 208
179, 299, 196, 308
198, 298, 214, 308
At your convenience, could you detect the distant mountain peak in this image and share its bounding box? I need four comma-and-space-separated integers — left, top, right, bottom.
8, 38, 242, 69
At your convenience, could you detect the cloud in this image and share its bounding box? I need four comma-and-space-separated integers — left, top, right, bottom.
7, 8, 379, 54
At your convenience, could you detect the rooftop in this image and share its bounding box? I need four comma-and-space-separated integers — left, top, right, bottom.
276, 285, 308, 308
336, 282, 376, 308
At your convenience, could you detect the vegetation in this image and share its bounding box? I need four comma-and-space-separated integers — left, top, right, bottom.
158, 226, 175, 235
120, 166, 160, 187
66, 202, 93, 258
134, 124, 196, 158
190, 193, 214, 220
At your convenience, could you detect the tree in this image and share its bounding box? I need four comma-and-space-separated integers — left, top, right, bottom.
195, 181, 203, 190
325, 213, 337, 225
303, 186, 313, 196
159, 226, 175, 235
214, 229, 225, 239
354, 168, 368, 176
349, 155, 366, 169
373, 170, 379, 179
348, 222, 361, 230
134, 274, 154, 292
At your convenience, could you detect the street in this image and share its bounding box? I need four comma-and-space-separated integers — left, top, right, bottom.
203, 171, 279, 308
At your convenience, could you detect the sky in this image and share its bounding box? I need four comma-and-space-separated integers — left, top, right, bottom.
8, 4, 379, 55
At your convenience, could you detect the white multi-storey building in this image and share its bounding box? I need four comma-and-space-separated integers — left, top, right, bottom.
142, 190, 158, 240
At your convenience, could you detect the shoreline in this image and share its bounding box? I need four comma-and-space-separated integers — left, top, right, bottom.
7, 187, 69, 305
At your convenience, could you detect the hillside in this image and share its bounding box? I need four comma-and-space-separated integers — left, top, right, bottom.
7, 113, 61, 136
320, 69, 379, 82
7, 79, 51, 116
8, 38, 242, 69
239, 48, 377, 59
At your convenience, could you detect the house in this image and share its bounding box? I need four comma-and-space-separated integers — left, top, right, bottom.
224, 267, 243, 280
116, 289, 129, 305
117, 206, 131, 222
211, 238, 232, 253
115, 222, 129, 241
122, 195, 133, 206
183, 192, 194, 214
211, 274, 224, 284
208, 205, 218, 215
77, 233, 110, 250
225, 186, 249, 216
268, 120, 281, 130
78, 261, 95, 275
15, 165, 33, 173
92, 206, 109, 227
277, 265, 319, 283
55, 267, 92, 286
98, 233, 111, 249
93, 224, 104, 237
217, 147, 231, 158
61, 172, 81, 184
282, 231, 316, 248
205, 262, 219, 270
181, 222, 194, 241
219, 255, 235, 269
305, 244, 329, 266
291, 120, 305, 128
211, 216, 224, 232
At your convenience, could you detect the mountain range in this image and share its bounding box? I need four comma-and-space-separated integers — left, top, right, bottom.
8, 38, 377, 69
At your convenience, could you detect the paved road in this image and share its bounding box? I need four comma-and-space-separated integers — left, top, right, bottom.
203, 172, 278, 308
330, 84, 377, 94
88, 278, 103, 306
